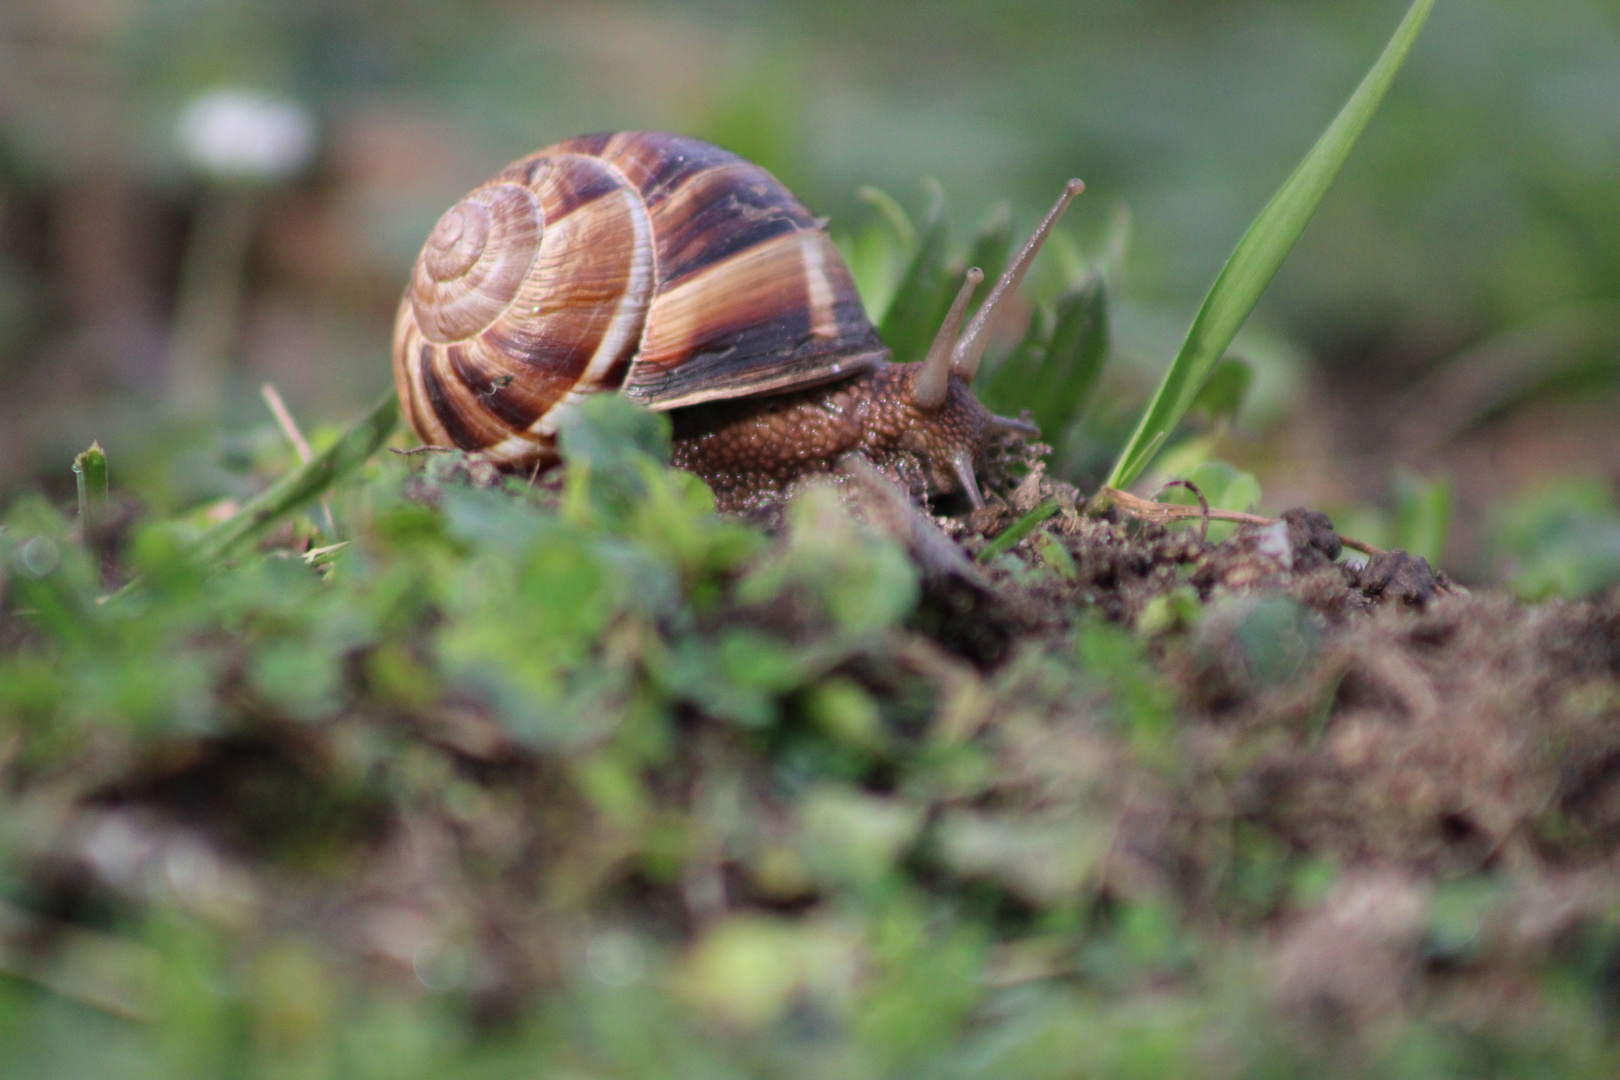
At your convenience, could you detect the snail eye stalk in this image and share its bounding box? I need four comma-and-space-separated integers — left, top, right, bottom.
910, 267, 983, 410
950, 178, 1084, 382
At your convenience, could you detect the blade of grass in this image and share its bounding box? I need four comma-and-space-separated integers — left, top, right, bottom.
190, 389, 398, 563
1105, 0, 1435, 492
72, 442, 108, 540
857, 185, 916, 252
1393, 468, 1453, 565
0, 899, 156, 1022
977, 498, 1062, 563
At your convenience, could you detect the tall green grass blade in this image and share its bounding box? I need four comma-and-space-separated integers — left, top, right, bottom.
878, 182, 950, 362
190, 389, 399, 563
1105, 0, 1435, 491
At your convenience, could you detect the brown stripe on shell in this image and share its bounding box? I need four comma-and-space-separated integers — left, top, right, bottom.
418, 344, 488, 451
597, 349, 637, 397
406, 327, 558, 453
592, 132, 749, 208
625, 229, 885, 409
463, 326, 581, 419
494, 157, 651, 394
643, 159, 811, 286
550, 131, 615, 159
579, 132, 886, 409
588, 133, 815, 286
521, 156, 623, 221
445, 342, 546, 432
396, 148, 654, 458
391, 298, 425, 441
396, 131, 891, 455
816, 246, 879, 344
490, 156, 536, 187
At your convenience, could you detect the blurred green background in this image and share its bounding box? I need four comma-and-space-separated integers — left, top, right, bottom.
1, 0, 1618, 579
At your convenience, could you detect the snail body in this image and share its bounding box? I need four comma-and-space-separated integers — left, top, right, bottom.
393, 131, 1080, 511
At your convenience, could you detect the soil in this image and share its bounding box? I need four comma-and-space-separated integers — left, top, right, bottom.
957, 457, 1620, 883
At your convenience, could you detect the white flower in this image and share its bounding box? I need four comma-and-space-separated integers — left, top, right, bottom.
175, 89, 317, 182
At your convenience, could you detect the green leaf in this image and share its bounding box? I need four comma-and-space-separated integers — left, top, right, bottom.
739, 486, 918, 635
1161, 460, 1262, 515
190, 389, 399, 563
1076, 619, 1175, 762
976, 304, 1051, 411
1027, 275, 1110, 436
878, 182, 952, 364
1491, 478, 1620, 599
555, 391, 672, 470
657, 631, 808, 729
979, 267, 1110, 442
555, 393, 674, 528
1105, 0, 1435, 491
838, 224, 907, 325
248, 639, 342, 721
801, 786, 923, 887
1152, 458, 1262, 542
937, 809, 1107, 906
963, 202, 1013, 320
1188, 357, 1252, 426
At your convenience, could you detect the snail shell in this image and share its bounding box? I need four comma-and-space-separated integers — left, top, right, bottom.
393, 131, 886, 472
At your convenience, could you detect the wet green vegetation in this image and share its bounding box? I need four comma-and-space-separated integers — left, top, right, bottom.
6, 392, 1620, 1078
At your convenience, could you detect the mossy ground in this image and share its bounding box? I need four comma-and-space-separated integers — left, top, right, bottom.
3, 398, 1620, 1079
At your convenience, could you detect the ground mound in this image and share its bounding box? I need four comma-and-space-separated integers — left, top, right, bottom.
4, 413, 1620, 1077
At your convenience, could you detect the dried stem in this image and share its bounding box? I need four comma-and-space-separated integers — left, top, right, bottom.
261, 382, 337, 537
1098, 486, 1385, 557
260, 382, 313, 461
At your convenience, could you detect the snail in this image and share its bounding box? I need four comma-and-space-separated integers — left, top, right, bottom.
392, 131, 1081, 511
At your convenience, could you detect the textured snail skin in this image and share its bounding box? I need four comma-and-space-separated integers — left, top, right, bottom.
393, 131, 1010, 510
670, 365, 995, 512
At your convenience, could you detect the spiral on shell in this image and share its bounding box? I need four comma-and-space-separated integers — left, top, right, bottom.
410, 185, 541, 345
393, 132, 885, 471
